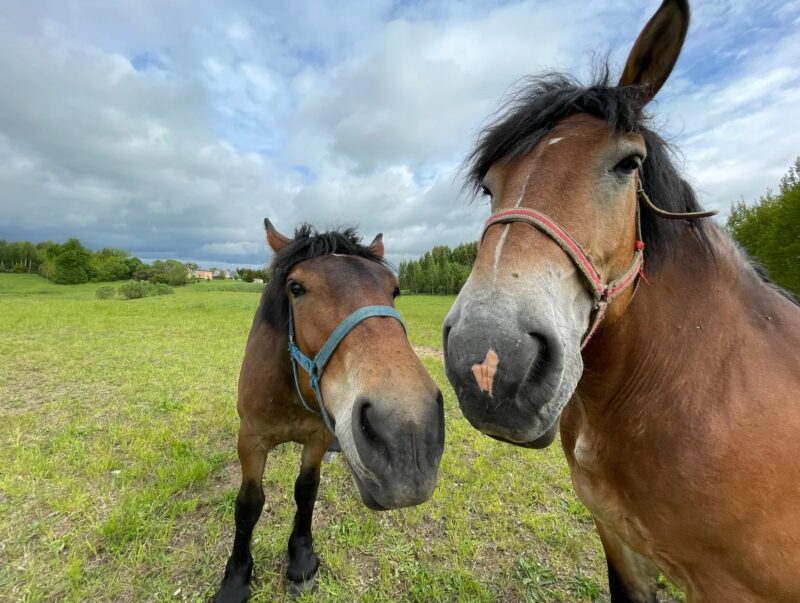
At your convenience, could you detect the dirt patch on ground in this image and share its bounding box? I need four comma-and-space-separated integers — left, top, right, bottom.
412, 344, 443, 360
1, 375, 70, 416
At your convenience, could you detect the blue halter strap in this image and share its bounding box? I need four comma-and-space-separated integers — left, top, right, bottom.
287, 304, 406, 433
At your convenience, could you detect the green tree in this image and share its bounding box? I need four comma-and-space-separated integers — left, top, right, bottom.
91, 248, 132, 281
728, 158, 800, 295
53, 239, 92, 284
164, 260, 189, 286
0, 240, 41, 273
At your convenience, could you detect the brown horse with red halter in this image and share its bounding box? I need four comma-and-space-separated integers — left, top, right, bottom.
444, 0, 800, 600
214, 222, 444, 602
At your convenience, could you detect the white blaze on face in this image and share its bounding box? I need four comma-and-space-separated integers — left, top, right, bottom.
490, 169, 534, 281
492, 226, 510, 281
471, 348, 499, 396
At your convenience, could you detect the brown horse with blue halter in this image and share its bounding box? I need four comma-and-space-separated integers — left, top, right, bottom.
444, 0, 800, 600
215, 221, 444, 602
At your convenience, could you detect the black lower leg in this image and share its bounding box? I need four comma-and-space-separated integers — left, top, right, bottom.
286, 467, 320, 584
215, 481, 265, 603
607, 557, 656, 603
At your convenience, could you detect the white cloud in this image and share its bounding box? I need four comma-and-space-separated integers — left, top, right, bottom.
658, 25, 800, 212
0, 0, 797, 268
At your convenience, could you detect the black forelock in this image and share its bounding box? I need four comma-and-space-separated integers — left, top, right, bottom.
260, 224, 390, 329
464, 70, 712, 268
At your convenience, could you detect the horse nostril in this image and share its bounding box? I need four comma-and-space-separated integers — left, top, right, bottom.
526, 332, 550, 382
359, 400, 374, 438
357, 399, 389, 459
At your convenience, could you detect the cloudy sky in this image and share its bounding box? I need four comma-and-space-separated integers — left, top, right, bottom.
1, 0, 798, 268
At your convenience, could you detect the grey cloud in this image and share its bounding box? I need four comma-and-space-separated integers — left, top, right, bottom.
0, 1, 797, 270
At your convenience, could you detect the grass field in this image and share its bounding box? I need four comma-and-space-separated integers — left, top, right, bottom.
0, 274, 677, 602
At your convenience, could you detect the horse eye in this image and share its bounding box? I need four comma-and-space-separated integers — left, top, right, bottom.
288, 281, 305, 298
614, 155, 643, 175
481, 185, 493, 199
393, 287, 400, 299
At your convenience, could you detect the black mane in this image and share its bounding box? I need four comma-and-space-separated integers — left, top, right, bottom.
260, 224, 388, 329
464, 71, 711, 268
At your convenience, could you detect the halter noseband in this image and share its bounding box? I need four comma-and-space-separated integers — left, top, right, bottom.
288, 303, 406, 432
480, 169, 717, 349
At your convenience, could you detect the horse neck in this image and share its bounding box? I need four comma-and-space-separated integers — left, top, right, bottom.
577, 224, 797, 413
246, 308, 295, 392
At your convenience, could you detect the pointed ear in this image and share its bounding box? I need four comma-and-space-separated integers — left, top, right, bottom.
368, 233, 384, 258
618, 0, 690, 102
264, 218, 292, 253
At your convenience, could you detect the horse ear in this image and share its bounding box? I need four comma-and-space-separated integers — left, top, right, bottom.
368, 233, 384, 258
618, 0, 690, 102
264, 218, 292, 252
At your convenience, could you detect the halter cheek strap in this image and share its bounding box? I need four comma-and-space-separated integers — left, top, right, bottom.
481, 209, 644, 350
288, 304, 406, 433
480, 170, 717, 349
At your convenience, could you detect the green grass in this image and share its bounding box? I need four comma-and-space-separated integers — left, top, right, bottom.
0, 274, 635, 602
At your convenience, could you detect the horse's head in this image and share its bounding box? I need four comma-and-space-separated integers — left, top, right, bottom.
443, 0, 693, 447
266, 221, 444, 509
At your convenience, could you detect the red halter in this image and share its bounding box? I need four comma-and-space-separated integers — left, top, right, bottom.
480, 170, 718, 349
481, 207, 644, 350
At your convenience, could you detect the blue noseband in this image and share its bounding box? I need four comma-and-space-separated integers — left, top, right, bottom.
287, 304, 406, 433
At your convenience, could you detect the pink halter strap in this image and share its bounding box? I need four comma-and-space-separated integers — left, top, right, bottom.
481, 208, 644, 350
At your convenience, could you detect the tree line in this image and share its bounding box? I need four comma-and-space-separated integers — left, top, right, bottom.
4, 159, 795, 294
0, 238, 191, 285
398, 242, 477, 294
0, 237, 274, 286
727, 158, 800, 296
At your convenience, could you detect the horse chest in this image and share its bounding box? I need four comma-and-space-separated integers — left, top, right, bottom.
568, 430, 655, 551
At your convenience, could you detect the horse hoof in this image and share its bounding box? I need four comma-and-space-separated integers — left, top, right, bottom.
287, 573, 317, 596
213, 583, 250, 603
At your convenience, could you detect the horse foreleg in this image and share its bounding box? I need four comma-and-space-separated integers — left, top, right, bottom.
286, 434, 330, 591
215, 430, 271, 603
596, 519, 659, 603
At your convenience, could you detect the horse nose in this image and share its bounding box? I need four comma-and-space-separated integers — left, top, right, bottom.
443, 303, 566, 445
351, 394, 444, 477
445, 312, 555, 397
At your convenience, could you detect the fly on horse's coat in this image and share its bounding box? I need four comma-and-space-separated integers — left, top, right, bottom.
444, 0, 800, 601
214, 222, 444, 602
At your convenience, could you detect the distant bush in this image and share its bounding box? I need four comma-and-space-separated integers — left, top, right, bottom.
118, 281, 149, 299
235, 267, 271, 283
151, 283, 174, 295
136, 259, 190, 286
95, 286, 115, 299
118, 281, 174, 299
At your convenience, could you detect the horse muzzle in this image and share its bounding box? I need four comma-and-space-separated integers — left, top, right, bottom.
442, 297, 568, 448
345, 392, 445, 510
